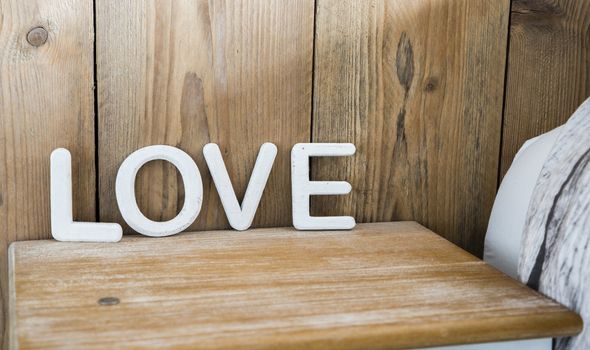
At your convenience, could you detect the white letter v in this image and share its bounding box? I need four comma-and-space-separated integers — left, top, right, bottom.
203, 143, 277, 231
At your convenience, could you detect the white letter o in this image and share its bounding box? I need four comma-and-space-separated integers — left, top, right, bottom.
116, 145, 203, 237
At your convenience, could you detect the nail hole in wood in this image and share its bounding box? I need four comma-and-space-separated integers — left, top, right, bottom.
26, 27, 48, 47
424, 77, 439, 92
98, 297, 120, 306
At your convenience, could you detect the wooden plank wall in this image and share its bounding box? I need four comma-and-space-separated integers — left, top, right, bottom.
312, 0, 510, 256
0, 0, 96, 347
2, 0, 590, 347
501, 0, 590, 176
95, 0, 314, 232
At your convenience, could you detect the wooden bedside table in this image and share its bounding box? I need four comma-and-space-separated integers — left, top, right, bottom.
7, 222, 582, 349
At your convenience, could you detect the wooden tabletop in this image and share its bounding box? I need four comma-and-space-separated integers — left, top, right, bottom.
8, 222, 582, 349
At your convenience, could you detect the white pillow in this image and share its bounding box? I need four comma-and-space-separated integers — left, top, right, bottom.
483, 126, 562, 278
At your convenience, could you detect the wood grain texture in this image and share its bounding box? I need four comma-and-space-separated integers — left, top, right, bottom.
96, 0, 314, 232
501, 0, 590, 177
0, 0, 96, 347
8, 222, 582, 350
311, 0, 510, 257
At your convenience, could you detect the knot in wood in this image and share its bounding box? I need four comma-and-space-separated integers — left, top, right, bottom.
26, 27, 48, 47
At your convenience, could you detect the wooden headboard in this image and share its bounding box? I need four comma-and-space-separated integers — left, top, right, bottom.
1, 0, 589, 345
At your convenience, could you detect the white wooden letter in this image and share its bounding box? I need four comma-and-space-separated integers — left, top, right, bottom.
50, 148, 122, 242
116, 145, 203, 237
203, 142, 277, 230
291, 143, 356, 230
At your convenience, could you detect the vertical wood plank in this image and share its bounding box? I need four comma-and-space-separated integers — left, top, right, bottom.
0, 0, 96, 346
312, 0, 510, 256
96, 0, 314, 232
501, 0, 590, 176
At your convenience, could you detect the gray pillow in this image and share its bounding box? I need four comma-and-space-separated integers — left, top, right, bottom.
519, 97, 590, 350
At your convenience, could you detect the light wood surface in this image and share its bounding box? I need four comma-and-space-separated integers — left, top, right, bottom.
0, 0, 96, 347
96, 0, 314, 232
311, 0, 510, 257
501, 0, 590, 177
8, 222, 582, 350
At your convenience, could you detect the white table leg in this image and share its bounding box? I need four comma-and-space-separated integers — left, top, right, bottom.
419, 338, 551, 350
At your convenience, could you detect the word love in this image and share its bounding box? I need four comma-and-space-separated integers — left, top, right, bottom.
51, 143, 356, 243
